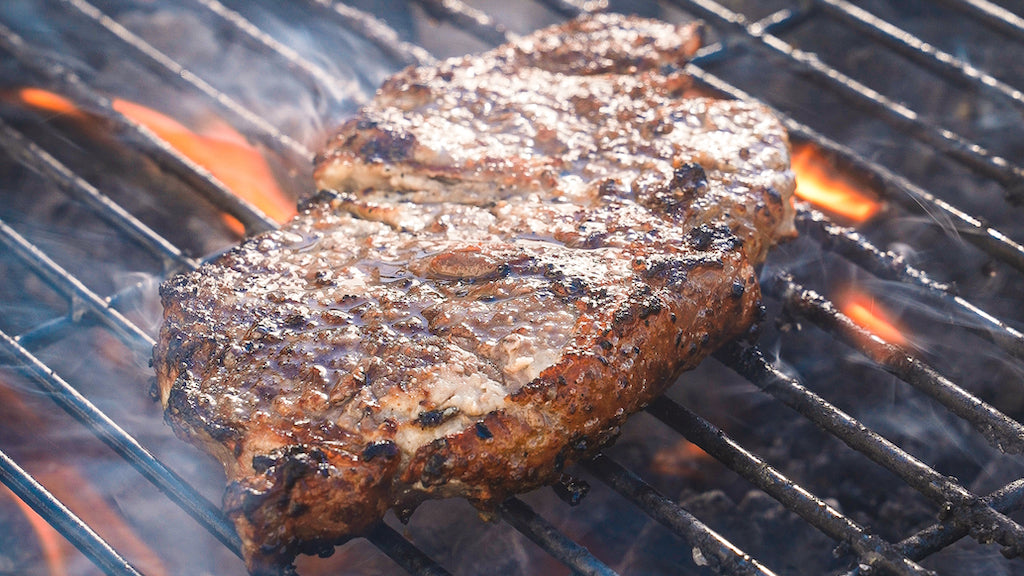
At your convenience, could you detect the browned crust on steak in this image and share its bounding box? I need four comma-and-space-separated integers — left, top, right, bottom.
156, 202, 761, 572
494, 13, 704, 76
400, 257, 759, 503
315, 15, 794, 264
154, 13, 794, 574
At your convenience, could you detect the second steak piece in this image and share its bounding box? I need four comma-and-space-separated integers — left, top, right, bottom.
316, 13, 795, 264
155, 13, 796, 574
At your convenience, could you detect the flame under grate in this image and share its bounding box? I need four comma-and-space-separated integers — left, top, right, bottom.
1, 0, 1023, 574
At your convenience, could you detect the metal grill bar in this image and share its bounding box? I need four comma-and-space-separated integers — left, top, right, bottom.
0, 218, 152, 350
768, 274, 1024, 453
835, 479, 1024, 575
748, 7, 808, 36
674, 0, 1024, 195
534, 0, 590, 18
814, 0, 1024, 113
0, 326, 243, 557
0, 21, 279, 237
794, 207, 1024, 363
796, 136, 1024, 275
715, 342, 1024, 558
0, 119, 198, 275
302, 0, 435, 67
194, 0, 369, 105
413, 0, 512, 46
685, 63, 1024, 275
888, 479, 1024, 566
3, 1, 1023, 573
366, 523, 453, 576
499, 497, 618, 576
0, 448, 144, 576
14, 280, 148, 352
583, 453, 777, 576
645, 396, 932, 576
935, 0, 1024, 44
795, 206, 950, 293
58, 0, 312, 160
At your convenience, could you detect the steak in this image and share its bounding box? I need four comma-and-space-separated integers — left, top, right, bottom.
154, 13, 796, 575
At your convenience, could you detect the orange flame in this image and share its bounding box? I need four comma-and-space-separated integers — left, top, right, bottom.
0, 375, 168, 576
839, 289, 907, 346
15, 87, 296, 236
5, 485, 67, 576
110, 99, 296, 235
38, 467, 169, 576
0, 381, 67, 576
15, 87, 89, 123
792, 144, 881, 222
1, 466, 171, 576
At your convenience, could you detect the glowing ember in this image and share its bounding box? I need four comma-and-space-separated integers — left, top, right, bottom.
14, 88, 296, 236
839, 290, 907, 346
651, 438, 710, 478
791, 144, 881, 222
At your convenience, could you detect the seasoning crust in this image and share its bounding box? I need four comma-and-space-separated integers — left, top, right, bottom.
154, 13, 795, 574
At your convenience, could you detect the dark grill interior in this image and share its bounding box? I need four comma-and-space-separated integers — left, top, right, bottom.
1, 0, 1024, 574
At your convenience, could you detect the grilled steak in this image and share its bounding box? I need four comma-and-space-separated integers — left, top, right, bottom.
154, 13, 796, 574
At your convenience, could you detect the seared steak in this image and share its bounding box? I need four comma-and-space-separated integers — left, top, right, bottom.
316, 14, 795, 263
154, 13, 795, 574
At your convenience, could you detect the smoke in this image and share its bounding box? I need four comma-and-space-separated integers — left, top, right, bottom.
1, 0, 1023, 574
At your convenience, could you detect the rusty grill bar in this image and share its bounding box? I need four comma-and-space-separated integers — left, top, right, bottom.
1, 0, 1023, 574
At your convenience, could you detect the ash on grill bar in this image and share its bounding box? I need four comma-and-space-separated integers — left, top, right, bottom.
1, 0, 1023, 575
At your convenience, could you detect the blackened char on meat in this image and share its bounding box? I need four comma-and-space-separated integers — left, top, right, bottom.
154, 13, 796, 575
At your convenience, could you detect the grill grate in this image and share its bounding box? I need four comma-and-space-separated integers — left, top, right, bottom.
713, 339, 1024, 557
0, 447, 142, 576
679, 0, 1024, 193
815, 0, 1024, 112
1, 0, 1023, 574
644, 395, 927, 576
0, 20, 278, 236
881, 478, 1024, 568
498, 496, 618, 576
583, 453, 779, 576
56, 0, 313, 160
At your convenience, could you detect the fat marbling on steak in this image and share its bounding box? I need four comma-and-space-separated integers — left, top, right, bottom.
154, 13, 796, 574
